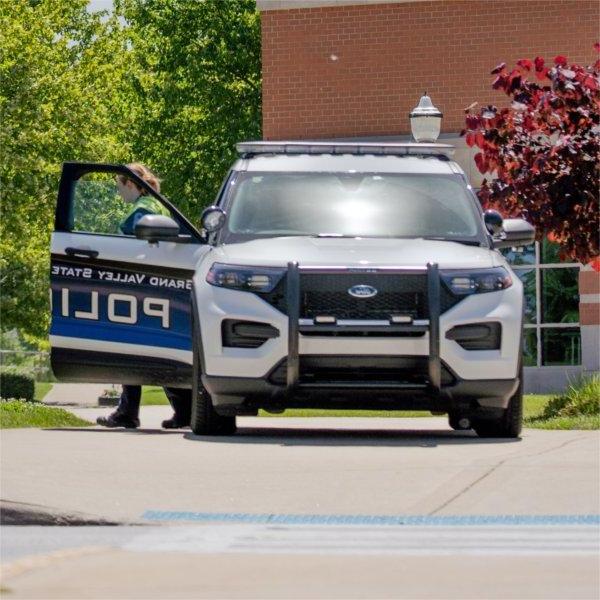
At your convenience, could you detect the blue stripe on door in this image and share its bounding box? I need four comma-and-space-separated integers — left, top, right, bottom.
50, 319, 192, 350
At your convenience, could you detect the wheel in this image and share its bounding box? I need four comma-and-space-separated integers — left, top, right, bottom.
190, 306, 236, 436
190, 385, 237, 436
473, 363, 523, 439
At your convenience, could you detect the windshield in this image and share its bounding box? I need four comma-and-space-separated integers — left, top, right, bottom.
224, 172, 482, 242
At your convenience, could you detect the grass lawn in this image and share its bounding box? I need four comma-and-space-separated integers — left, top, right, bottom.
141, 387, 169, 405
0, 400, 92, 429
34, 382, 53, 401
259, 395, 555, 419
523, 395, 553, 419
260, 409, 433, 418
521, 394, 600, 429
525, 415, 599, 430
524, 376, 599, 430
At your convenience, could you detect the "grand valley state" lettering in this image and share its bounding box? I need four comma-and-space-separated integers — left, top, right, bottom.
51, 265, 191, 290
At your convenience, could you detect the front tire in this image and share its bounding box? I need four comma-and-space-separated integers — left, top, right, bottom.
473, 363, 523, 439
190, 302, 236, 436
190, 386, 236, 436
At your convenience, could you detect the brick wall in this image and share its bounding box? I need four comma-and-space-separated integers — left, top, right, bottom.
261, 0, 599, 139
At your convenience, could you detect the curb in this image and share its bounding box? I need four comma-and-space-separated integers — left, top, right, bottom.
1, 500, 122, 526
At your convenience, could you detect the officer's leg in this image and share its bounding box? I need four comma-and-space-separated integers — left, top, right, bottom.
97, 385, 141, 428
162, 387, 191, 428
117, 385, 142, 417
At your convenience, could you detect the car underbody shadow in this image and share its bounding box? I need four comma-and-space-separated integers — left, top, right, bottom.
184, 426, 521, 447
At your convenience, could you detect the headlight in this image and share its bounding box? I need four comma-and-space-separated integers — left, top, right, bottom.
206, 263, 286, 293
441, 267, 513, 295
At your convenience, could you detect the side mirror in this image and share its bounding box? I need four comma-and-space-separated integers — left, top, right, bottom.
201, 206, 226, 233
134, 214, 180, 243
493, 218, 536, 249
484, 209, 503, 235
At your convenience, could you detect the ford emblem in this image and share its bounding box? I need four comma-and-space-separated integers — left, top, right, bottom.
348, 284, 378, 299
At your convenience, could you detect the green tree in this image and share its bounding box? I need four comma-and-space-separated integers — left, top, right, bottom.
1, 0, 262, 344
0, 0, 134, 342
121, 0, 262, 218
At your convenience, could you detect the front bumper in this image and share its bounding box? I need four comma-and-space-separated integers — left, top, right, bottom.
202, 371, 519, 414
197, 261, 523, 414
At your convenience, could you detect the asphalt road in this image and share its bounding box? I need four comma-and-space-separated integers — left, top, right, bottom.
1, 407, 599, 598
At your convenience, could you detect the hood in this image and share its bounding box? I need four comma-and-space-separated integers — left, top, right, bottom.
209, 237, 499, 269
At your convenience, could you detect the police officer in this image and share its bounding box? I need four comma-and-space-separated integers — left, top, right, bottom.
96, 163, 191, 430
114, 163, 170, 233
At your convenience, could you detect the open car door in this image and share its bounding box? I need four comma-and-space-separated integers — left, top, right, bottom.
49, 163, 210, 387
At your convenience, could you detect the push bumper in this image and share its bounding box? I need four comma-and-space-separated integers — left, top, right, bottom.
201, 262, 520, 416
285, 261, 443, 393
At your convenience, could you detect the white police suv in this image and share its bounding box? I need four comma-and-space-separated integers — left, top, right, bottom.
50, 142, 534, 437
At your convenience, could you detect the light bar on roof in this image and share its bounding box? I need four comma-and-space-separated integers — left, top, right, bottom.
236, 141, 455, 159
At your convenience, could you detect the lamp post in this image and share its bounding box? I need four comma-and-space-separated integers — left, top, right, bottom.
409, 93, 443, 143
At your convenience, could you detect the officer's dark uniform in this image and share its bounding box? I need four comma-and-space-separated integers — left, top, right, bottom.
116, 385, 191, 428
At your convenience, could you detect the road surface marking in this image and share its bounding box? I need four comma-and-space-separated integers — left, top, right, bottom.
125, 523, 600, 556
142, 511, 600, 527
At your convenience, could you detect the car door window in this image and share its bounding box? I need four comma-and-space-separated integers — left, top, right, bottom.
71, 172, 174, 236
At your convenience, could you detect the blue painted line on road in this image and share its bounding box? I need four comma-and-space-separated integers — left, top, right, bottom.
142, 511, 600, 527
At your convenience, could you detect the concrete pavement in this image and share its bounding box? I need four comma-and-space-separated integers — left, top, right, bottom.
2, 408, 599, 522
42, 383, 110, 407
2, 410, 599, 598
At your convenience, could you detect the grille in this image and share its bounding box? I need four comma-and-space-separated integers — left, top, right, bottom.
259, 271, 461, 319
301, 272, 425, 320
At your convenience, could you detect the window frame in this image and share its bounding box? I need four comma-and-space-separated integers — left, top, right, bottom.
510, 241, 581, 367
55, 162, 204, 243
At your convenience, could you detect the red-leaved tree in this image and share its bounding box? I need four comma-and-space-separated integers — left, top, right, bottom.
462, 45, 600, 265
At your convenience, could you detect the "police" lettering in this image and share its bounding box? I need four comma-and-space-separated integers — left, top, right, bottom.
60, 289, 170, 329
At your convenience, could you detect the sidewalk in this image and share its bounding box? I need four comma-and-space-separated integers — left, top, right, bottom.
42, 383, 114, 407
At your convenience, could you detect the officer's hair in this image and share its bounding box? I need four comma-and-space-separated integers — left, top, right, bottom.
125, 162, 161, 194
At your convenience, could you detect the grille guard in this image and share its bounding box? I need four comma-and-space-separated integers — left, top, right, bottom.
285, 262, 442, 394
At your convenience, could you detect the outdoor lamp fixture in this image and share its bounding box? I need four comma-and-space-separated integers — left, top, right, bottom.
409, 92, 443, 142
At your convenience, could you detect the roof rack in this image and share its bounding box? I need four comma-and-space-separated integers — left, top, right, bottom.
236, 141, 455, 159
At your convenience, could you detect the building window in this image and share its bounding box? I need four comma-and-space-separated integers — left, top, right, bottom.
502, 239, 581, 367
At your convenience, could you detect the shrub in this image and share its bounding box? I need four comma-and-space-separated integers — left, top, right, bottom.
0, 368, 35, 401
463, 46, 600, 265
540, 375, 600, 419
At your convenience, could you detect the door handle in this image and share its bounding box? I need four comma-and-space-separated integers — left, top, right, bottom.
65, 247, 99, 259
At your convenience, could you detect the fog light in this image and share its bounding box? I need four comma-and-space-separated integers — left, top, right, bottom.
445, 322, 502, 351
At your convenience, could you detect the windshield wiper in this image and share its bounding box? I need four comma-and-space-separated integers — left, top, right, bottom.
421, 236, 484, 247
